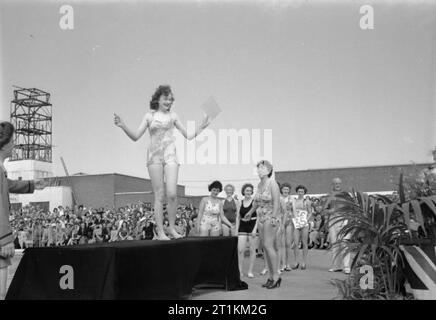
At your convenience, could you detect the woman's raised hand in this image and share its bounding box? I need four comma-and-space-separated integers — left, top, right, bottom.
114, 113, 125, 128
201, 114, 211, 128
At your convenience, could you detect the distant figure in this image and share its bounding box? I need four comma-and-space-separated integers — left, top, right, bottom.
323, 178, 351, 274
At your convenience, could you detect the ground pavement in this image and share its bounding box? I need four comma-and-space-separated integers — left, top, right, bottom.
192, 249, 347, 300
7, 248, 347, 300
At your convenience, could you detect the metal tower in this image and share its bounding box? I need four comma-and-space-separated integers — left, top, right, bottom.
10, 87, 52, 162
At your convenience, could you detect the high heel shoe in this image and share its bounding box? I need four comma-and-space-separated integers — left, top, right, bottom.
262, 279, 273, 287
266, 278, 282, 289
291, 263, 299, 270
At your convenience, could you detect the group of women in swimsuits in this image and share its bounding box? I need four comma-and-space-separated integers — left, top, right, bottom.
114, 84, 312, 289
195, 160, 313, 289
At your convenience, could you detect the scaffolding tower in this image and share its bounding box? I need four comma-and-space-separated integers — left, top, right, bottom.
10, 87, 52, 162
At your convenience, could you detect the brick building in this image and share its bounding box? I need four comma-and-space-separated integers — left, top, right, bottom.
53, 173, 190, 208
275, 163, 433, 195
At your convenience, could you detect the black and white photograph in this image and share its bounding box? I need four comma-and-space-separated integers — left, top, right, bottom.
0, 0, 435, 304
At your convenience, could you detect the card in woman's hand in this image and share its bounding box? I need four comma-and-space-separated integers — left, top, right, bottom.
200, 96, 221, 120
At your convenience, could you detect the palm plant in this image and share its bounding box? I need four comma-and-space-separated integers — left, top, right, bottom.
329, 190, 409, 299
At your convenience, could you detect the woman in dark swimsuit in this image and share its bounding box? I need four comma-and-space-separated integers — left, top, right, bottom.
236, 183, 257, 278
222, 184, 238, 236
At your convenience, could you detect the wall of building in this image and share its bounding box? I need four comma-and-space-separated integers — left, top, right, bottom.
58, 175, 116, 208
9, 186, 73, 211
6, 159, 53, 180
275, 163, 433, 194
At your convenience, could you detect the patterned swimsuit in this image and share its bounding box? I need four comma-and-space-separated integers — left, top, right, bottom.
254, 179, 280, 227
281, 195, 293, 227
200, 199, 222, 232
146, 111, 179, 167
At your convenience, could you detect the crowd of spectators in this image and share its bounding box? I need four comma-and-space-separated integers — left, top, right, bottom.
10, 193, 398, 250
10, 203, 198, 249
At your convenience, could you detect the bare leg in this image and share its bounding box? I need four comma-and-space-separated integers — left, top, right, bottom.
301, 226, 309, 267
293, 228, 301, 267
277, 229, 285, 270
164, 164, 182, 239
238, 235, 247, 276
222, 224, 230, 237
258, 224, 269, 275
285, 224, 293, 268
263, 221, 279, 281
248, 234, 257, 276
148, 164, 169, 240
0, 267, 7, 300
199, 224, 210, 237
210, 227, 221, 237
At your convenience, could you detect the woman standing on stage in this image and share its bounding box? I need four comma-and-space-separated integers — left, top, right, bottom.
291, 185, 312, 270
236, 183, 258, 278
242, 160, 282, 289
279, 183, 294, 271
222, 184, 238, 237
197, 181, 234, 237
115, 85, 211, 240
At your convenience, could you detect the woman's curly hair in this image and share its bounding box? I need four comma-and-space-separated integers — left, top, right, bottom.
208, 180, 223, 192
241, 183, 254, 195
279, 182, 292, 194
0, 121, 15, 150
295, 185, 308, 194
150, 85, 174, 110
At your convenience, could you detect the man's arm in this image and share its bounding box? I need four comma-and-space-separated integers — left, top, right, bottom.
8, 179, 35, 194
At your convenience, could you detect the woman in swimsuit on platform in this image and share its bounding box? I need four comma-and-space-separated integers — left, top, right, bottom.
197, 181, 234, 237
242, 160, 282, 289
222, 184, 238, 237
115, 85, 211, 240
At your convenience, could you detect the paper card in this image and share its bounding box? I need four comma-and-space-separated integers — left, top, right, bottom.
200, 96, 222, 120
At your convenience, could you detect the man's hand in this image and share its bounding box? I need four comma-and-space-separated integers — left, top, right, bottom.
0, 242, 15, 259
35, 179, 49, 190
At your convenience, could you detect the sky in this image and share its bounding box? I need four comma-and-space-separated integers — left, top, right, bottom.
0, 0, 435, 195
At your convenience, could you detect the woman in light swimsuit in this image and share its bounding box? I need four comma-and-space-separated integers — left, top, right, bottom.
197, 181, 234, 237
115, 85, 211, 240
291, 185, 312, 270
279, 183, 294, 272
242, 160, 282, 289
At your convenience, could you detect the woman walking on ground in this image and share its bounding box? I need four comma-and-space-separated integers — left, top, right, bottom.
115, 85, 211, 240
242, 160, 282, 289
197, 181, 234, 237
236, 183, 258, 278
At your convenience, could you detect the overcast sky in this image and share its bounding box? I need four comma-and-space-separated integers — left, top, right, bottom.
1, 0, 435, 195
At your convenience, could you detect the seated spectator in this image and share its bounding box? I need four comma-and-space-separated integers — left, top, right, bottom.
117, 222, 129, 241
92, 224, 104, 244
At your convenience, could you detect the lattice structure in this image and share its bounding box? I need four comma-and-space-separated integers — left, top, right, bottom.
10, 87, 52, 162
